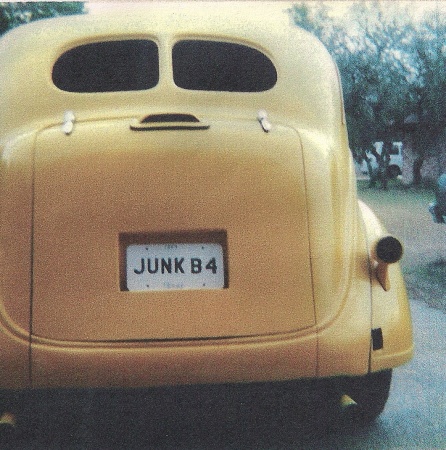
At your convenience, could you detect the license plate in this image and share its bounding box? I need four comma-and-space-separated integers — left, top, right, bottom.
126, 243, 225, 291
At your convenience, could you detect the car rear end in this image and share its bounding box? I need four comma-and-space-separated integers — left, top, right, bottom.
0, 6, 412, 421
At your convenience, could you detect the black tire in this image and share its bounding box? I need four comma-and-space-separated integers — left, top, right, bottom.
339, 369, 392, 426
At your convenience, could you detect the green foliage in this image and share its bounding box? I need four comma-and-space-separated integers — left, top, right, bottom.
290, 1, 446, 186
0, 2, 85, 35
406, 11, 446, 179
290, 2, 410, 146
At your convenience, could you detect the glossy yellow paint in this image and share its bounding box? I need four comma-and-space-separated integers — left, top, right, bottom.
32, 119, 315, 341
359, 202, 414, 372
0, 3, 412, 390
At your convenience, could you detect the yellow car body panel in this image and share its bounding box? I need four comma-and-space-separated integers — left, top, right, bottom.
32, 120, 314, 341
0, 3, 412, 390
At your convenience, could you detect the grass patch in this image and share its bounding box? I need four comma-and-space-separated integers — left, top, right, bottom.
356, 179, 434, 209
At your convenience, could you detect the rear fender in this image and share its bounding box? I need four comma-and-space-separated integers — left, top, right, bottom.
300, 133, 372, 377
0, 132, 34, 389
358, 201, 413, 371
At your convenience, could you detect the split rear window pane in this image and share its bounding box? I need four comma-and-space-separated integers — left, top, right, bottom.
52, 40, 159, 92
172, 40, 277, 92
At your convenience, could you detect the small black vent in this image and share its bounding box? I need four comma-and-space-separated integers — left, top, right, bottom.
372, 328, 384, 350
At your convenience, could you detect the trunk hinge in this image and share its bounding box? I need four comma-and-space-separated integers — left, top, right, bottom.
62, 110, 76, 135
257, 110, 272, 133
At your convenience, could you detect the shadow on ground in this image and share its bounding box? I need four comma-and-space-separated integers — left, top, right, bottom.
2, 381, 368, 449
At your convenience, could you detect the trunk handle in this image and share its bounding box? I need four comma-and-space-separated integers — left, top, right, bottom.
130, 113, 210, 131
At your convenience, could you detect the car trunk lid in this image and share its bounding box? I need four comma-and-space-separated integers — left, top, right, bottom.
31, 116, 315, 341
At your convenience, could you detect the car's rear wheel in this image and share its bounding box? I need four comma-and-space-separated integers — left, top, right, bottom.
339, 369, 392, 426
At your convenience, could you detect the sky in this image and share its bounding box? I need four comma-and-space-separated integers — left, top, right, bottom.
86, 1, 446, 23
86, 0, 446, 30
325, 1, 446, 17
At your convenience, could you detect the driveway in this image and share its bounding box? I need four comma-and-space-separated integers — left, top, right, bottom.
371, 193, 446, 269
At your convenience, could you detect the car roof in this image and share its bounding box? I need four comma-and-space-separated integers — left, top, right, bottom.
0, 2, 343, 138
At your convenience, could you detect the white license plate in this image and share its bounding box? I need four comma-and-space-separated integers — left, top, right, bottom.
126, 243, 225, 291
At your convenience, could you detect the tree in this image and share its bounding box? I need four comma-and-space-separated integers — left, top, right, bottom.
0, 2, 85, 36
290, 2, 446, 187
290, 2, 413, 188
403, 10, 446, 185
342, 2, 413, 188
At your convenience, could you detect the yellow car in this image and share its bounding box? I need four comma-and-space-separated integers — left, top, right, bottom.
0, 3, 412, 426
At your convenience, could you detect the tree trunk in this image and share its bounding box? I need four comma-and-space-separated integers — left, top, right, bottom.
380, 141, 392, 190
365, 158, 377, 187
413, 157, 424, 186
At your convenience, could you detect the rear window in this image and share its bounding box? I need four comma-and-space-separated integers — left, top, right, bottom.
52, 40, 159, 93
172, 40, 277, 92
